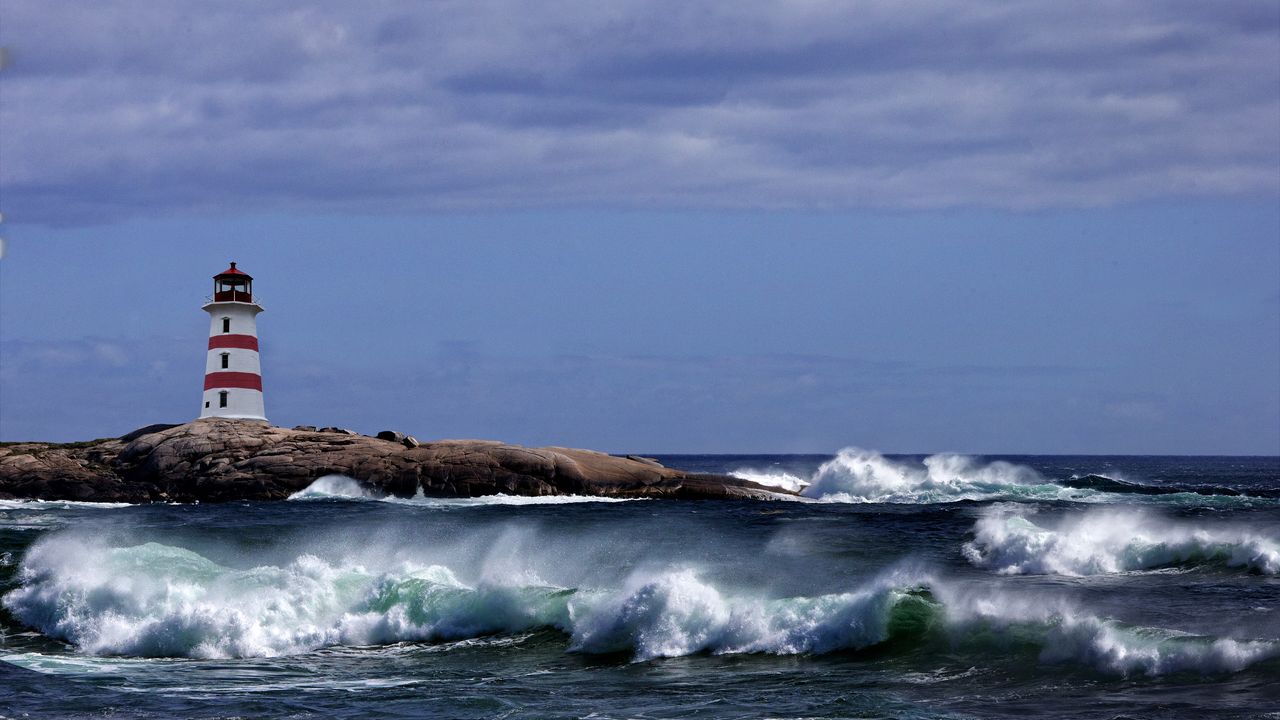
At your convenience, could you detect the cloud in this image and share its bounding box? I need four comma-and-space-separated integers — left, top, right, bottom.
0, 337, 195, 441
1, 1, 1277, 224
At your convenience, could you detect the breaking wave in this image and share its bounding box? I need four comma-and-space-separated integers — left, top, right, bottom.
287, 475, 639, 506
803, 449, 1048, 503
935, 585, 1279, 676
4, 537, 1276, 675
567, 568, 936, 659
2, 536, 572, 658
286, 474, 375, 500
963, 506, 1280, 576
795, 449, 1270, 506
729, 469, 811, 493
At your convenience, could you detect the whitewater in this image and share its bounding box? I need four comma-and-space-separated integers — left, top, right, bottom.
1, 452, 1277, 719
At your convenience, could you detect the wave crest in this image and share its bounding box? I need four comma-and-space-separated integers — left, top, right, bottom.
790, 449, 1271, 506
287, 474, 376, 500
963, 506, 1280, 576
568, 568, 934, 660
4, 537, 1276, 675
1040, 617, 1278, 675
802, 449, 1059, 503
2, 537, 571, 658
728, 469, 811, 493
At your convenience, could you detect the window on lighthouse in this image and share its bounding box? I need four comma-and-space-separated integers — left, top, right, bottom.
220, 353, 230, 369
222, 317, 231, 333
219, 391, 229, 408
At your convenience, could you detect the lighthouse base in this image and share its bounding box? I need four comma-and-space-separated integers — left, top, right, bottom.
200, 388, 267, 422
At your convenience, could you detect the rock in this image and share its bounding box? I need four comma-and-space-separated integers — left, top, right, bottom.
319, 427, 357, 435
0, 419, 796, 504
376, 430, 406, 443
293, 425, 318, 432
119, 423, 183, 443
626, 455, 663, 467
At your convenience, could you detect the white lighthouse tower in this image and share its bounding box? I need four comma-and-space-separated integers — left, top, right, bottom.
199, 262, 267, 421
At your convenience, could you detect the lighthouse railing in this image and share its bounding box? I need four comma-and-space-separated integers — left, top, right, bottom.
203, 294, 265, 308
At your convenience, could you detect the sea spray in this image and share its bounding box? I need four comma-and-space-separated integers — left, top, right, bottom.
1037, 616, 1279, 675
932, 583, 1280, 676
729, 469, 811, 493
802, 449, 1062, 503
2, 536, 573, 658
6, 536, 1276, 676
286, 474, 377, 500
784, 449, 1271, 506
287, 475, 641, 506
963, 506, 1280, 575
567, 568, 940, 660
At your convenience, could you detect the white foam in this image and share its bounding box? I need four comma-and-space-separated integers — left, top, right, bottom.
1, 651, 164, 675
963, 506, 1280, 575
801, 449, 1066, 503
2, 536, 572, 658
568, 567, 931, 660
0, 499, 136, 510
288, 474, 641, 506
414, 494, 641, 507
729, 469, 811, 493
5, 537, 1276, 676
287, 475, 374, 500
935, 584, 1280, 675
792, 449, 1272, 506
1040, 617, 1279, 675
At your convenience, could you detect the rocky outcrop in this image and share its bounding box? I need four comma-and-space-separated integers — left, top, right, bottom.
0, 419, 794, 503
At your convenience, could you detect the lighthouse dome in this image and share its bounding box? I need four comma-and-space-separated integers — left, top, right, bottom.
214, 261, 252, 279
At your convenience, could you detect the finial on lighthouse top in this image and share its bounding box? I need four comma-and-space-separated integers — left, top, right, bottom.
214, 261, 251, 279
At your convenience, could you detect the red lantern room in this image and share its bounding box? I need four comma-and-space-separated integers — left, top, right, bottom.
213, 262, 254, 303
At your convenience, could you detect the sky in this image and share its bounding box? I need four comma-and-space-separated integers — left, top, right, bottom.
1, 2, 1277, 454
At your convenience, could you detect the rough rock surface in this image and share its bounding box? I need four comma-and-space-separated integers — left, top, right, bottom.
0, 419, 794, 503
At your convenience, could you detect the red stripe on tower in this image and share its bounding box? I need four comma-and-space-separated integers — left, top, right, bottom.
204, 372, 263, 391
208, 334, 260, 351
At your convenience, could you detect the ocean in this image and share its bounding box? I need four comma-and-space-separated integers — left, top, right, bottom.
1, 452, 1277, 719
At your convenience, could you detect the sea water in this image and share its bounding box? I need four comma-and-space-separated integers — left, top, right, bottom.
0, 453, 1277, 718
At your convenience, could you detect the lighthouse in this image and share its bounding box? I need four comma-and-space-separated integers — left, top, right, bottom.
200, 262, 267, 421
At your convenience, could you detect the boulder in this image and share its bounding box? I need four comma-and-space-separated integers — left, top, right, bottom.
119, 423, 183, 443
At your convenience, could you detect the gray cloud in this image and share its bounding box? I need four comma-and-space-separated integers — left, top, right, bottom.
2, 1, 1276, 224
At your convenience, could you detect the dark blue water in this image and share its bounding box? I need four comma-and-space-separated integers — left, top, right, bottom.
1, 453, 1277, 719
